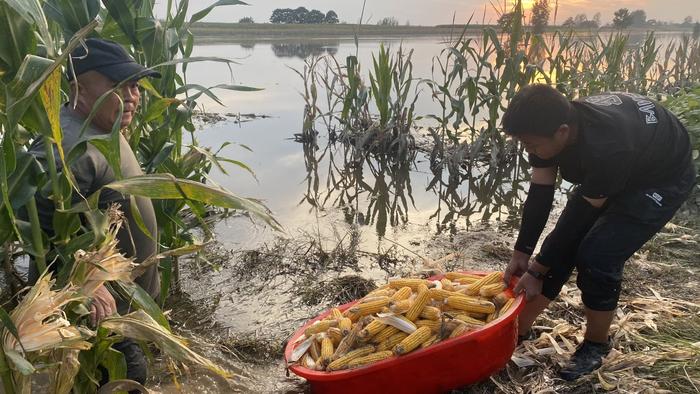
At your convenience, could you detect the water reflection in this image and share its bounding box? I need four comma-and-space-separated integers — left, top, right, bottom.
271, 41, 339, 59
298, 136, 537, 237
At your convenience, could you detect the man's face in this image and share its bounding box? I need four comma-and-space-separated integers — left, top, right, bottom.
518, 125, 570, 160
72, 70, 141, 132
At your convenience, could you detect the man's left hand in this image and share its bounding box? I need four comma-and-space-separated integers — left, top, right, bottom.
514, 271, 544, 301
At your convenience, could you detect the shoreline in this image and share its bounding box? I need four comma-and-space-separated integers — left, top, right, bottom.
191, 22, 696, 43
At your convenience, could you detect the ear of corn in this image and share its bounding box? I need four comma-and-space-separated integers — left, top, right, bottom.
305, 320, 338, 337
479, 282, 506, 297
327, 345, 376, 371
498, 297, 515, 318
349, 298, 391, 317
428, 288, 463, 301
446, 296, 496, 314
388, 278, 430, 290
419, 306, 441, 320
359, 319, 386, 340
370, 326, 400, 344
444, 272, 482, 281
463, 272, 503, 295
332, 321, 364, 360
339, 317, 353, 334
330, 308, 343, 320
365, 288, 394, 298
405, 284, 430, 321
320, 337, 334, 365
393, 326, 432, 355
389, 299, 411, 314
449, 323, 470, 339
346, 351, 394, 368
439, 278, 455, 291
327, 327, 343, 345
391, 286, 412, 301
309, 337, 322, 360
420, 334, 439, 349
415, 319, 442, 332
453, 314, 486, 326
376, 332, 408, 351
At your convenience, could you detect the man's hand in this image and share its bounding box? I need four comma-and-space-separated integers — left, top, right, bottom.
513, 271, 544, 301
90, 284, 117, 326
504, 250, 530, 284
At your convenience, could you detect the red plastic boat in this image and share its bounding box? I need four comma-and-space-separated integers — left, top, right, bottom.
284, 272, 525, 394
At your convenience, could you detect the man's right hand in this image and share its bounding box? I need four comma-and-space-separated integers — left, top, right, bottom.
504, 249, 530, 284
90, 284, 118, 326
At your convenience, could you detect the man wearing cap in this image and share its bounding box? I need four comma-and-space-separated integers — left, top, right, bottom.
28, 38, 162, 386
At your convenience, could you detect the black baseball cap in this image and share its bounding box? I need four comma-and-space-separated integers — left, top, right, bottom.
67, 38, 161, 82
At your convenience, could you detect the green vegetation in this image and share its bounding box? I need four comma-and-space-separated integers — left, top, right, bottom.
270, 7, 339, 24
0, 0, 278, 391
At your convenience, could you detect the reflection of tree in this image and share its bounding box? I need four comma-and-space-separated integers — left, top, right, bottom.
271, 41, 340, 59
240, 42, 256, 50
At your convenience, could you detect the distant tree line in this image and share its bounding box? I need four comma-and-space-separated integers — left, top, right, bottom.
270, 8, 339, 24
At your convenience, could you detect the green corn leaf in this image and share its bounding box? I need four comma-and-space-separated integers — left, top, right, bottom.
189, 0, 248, 25
114, 281, 170, 331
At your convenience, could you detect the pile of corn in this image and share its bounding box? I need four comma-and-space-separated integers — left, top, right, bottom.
290, 271, 516, 371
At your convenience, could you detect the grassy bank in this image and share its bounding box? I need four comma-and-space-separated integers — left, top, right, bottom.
191, 22, 696, 42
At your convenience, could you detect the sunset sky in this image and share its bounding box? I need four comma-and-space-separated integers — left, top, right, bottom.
155, 0, 700, 26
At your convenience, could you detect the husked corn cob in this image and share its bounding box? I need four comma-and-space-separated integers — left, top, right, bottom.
309, 337, 321, 360
405, 284, 430, 321
359, 319, 386, 340
330, 308, 343, 320
339, 317, 352, 334
421, 334, 439, 349
305, 320, 338, 337
346, 351, 394, 368
349, 298, 391, 317
428, 288, 464, 301
493, 292, 511, 309
444, 272, 483, 281
365, 288, 394, 298
453, 276, 480, 285
389, 299, 411, 314
440, 278, 455, 291
453, 314, 486, 326
446, 296, 496, 314
462, 272, 503, 295
486, 312, 498, 323
327, 327, 343, 345
394, 326, 432, 355
419, 306, 441, 321
320, 337, 334, 365
449, 323, 469, 338
498, 297, 515, 318
388, 278, 430, 291
391, 286, 412, 301
327, 345, 376, 371
479, 282, 506, 297
415, 319, 442, 332
377, 332, 408, 351
358, 296, 391, 304
371, 326, 400, 344
343, 309, 361, 322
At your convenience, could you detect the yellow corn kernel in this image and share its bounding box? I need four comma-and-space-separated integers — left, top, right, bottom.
453, 314, 486, 326
420, 334, 439, 349
453, 276, 480, 285
444, 272, 483, 281
391, 286, 413, 301
493, 292, 511, 309
405, 284, 430, 321
359, 319, 386, 340
376, 332, 408, 352
326, 345, 376, 371
305, 320, 338, 337
463, 272, 503, 295
415, 319, 442, 332
330, 308, 343, 320
365, 288, 393, 298
371, 326, 400, 344
428, 288, 463, 301
479, 282, 507, 297
327, 327, 343, 345
346, 351, 394, 368
388, 278, 431, 291
446, 296, 496, 314
393, 326, 432, 355
320, 337, 334, 364
338, 317, 353, 334
389, 299, 411, 314
449, 323, 470, 338
419, 306, 441, 321
349, 298, 391, 317
498, 297, 516, 318
332, 321, 364, 360
440, 278, 455, 291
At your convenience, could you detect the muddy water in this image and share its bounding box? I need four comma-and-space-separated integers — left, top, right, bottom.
161, 34, 683, 392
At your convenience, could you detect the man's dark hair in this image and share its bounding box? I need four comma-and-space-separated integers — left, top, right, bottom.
502, 84, 573, 137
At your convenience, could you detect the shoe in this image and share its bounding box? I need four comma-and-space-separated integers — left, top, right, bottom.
517, 330, 534, 345
558, 339, 611, 381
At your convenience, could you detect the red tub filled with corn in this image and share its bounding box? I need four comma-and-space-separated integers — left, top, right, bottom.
284, 271, 525, 394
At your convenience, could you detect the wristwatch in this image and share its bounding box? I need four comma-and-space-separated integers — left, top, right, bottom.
526, 268, 545, 280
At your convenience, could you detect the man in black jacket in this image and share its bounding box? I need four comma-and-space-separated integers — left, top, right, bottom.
502, 84, 695, 380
